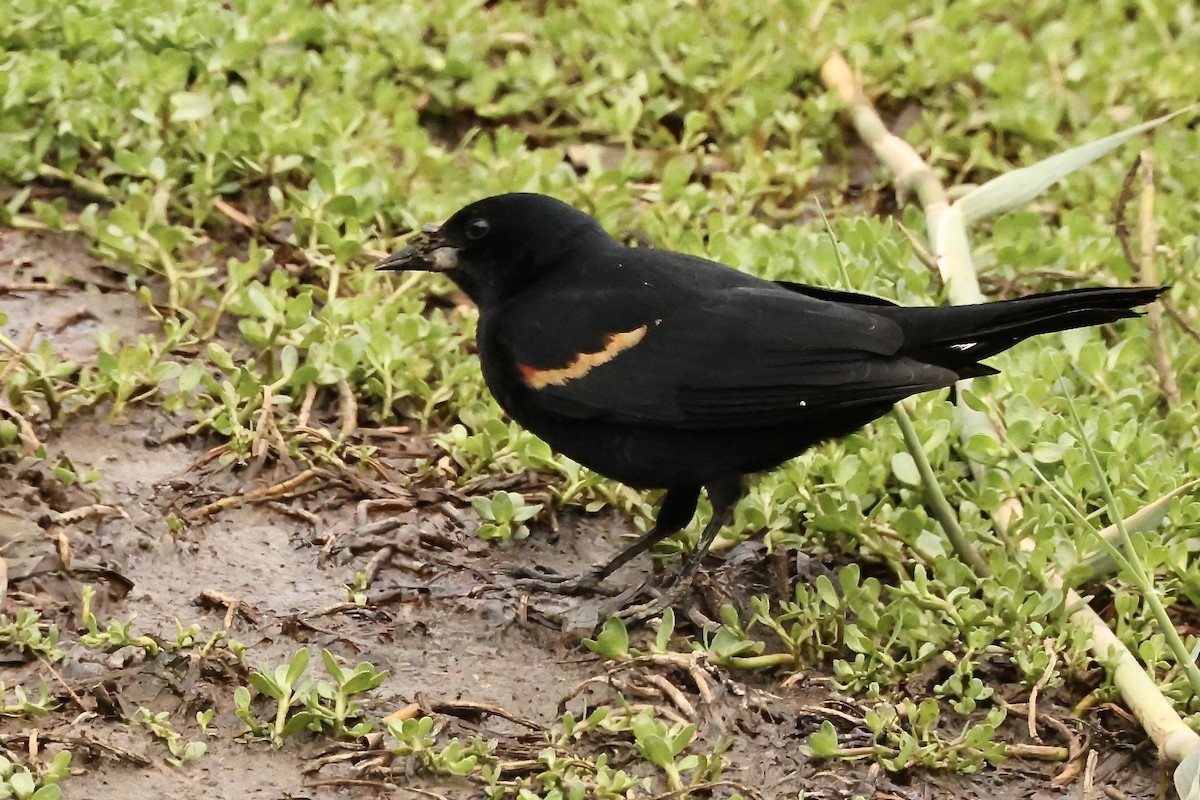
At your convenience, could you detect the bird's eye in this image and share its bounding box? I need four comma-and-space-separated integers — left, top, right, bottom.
465, 218, 490, 240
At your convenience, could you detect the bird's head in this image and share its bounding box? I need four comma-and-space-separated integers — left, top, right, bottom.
377, 193, 606, 305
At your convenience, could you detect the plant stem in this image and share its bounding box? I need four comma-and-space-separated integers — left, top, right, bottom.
1065, 397, 1200, 698
893, 402, 989, 576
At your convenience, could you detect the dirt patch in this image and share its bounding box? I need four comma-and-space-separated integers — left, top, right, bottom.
0, 228, 154, 366
0, 230, 1169, 798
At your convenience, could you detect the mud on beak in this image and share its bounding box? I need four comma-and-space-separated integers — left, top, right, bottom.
376, 224, 459, 272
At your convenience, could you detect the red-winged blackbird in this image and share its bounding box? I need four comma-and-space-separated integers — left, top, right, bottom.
380, 193, 1165, 621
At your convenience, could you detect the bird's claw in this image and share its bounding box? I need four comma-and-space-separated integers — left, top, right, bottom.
504, 563, 567, 581
506, 564, 621, 597
601, 583, 690, 630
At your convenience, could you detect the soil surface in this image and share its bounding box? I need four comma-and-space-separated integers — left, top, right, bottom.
0, 228, 1167, 798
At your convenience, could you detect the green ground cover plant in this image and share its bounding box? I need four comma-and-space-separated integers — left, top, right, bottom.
2, 1, 1199, 797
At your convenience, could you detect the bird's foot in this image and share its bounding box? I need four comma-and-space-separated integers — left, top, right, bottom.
602, 583, 690, 629
506, 564, 622, 597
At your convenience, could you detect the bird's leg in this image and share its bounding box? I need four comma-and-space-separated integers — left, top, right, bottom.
608, 476, 741, 627
509, 486, 701, 596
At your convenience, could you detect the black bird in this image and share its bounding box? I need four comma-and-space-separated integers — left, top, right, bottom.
380, 193, 1164, 621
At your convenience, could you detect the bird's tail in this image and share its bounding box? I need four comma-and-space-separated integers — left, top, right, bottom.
888, 285, 1168, 376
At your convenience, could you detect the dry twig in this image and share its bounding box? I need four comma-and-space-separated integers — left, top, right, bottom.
189, 468, 320, 518
820, 51, 1017, 542
641, 673, 698, 720
1134, 150, 1181, 407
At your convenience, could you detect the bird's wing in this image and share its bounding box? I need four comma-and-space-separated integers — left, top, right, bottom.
496, 284, 959, 428
772, 280, 901, 308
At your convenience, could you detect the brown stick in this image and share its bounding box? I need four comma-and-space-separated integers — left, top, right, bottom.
1136, 150, 1181, 407
821, 51, 1013, 541
189, 468, 319, 518
0, 283, 62, 293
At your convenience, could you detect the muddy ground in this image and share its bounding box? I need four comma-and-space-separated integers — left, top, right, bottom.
0, 228, 1168, 798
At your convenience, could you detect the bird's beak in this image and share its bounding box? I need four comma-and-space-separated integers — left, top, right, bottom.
376, 224, 459, 272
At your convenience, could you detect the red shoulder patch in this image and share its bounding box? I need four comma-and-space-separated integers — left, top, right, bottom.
518, 325, 648, 390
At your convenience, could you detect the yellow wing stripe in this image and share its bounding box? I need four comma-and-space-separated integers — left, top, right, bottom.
518, 325, 649, 389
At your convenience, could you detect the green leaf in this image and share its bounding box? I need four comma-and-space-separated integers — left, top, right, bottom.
583, 616, 629, 658
637, 733, 674, 769
661, 155, 694, 200
326, 195, 358, 217
169, 92, 214, 123
9, 770, 35, 798
475, 523, 503, 540
814, 574, 840, 608
206, 343, 235, 372
1175, 744, 1200, 800
470, 496, 494, 520
670, 723, 696, 754
343, 667, 389, 694
843, 623, 871, 654
953, 106, 1196, 225
321, 650, 344, 684
890, 452, 920, 486
492, 491, 515, 520
805, 720, 840, 757
446, 755, 478, 776
655, 607, 675, 652
1069, 478, 1200, 584
248, 672, 281, 700
279, 345, 299, 378
245, 283, 279, 320
511, 502, 543, 523
43, 751, 71, 784
1111, 479, 1200, 537
285, 649, 310, 687
1031, 439, 1068, 464
148, 157, 167, 181
281, 710, 320, 738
